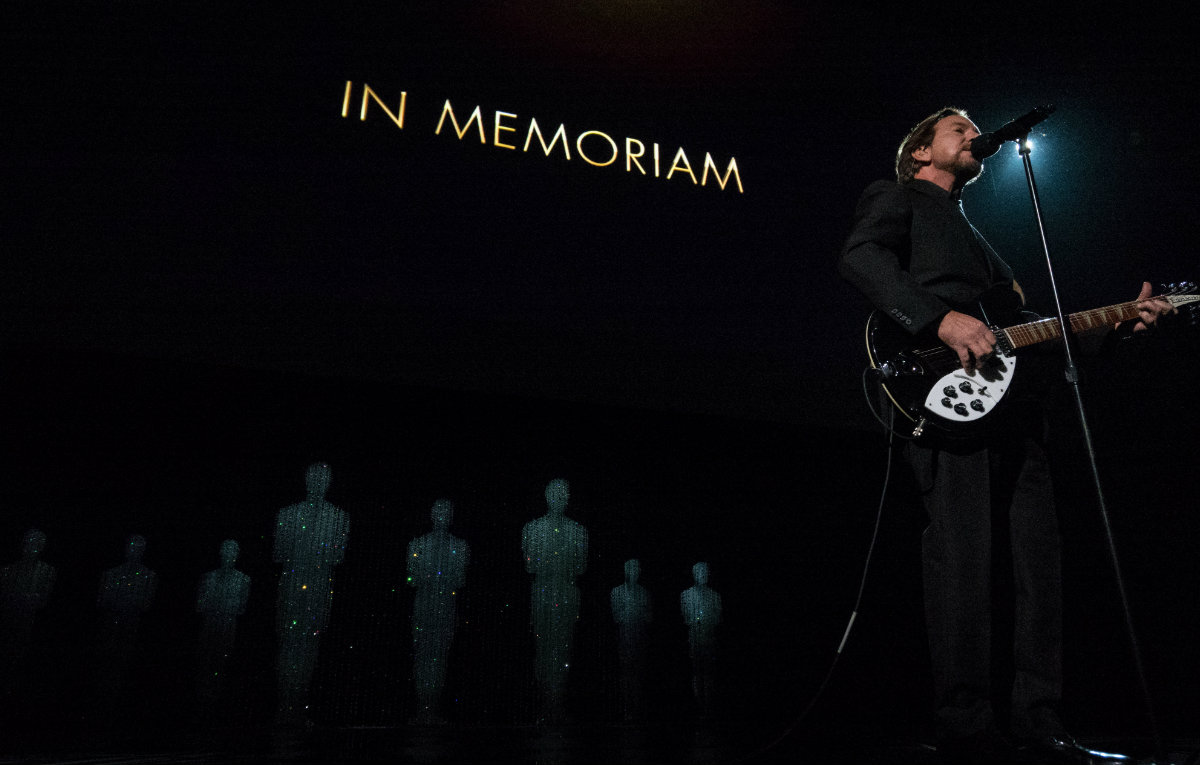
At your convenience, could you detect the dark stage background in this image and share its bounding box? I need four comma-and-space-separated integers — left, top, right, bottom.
3, 3, 1199, 761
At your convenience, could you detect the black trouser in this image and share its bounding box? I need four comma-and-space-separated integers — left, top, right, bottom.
906, 416, 1063, 742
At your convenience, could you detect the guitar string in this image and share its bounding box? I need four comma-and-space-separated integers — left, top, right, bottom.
912, 298, 1156, 356
899, 290, 1193, 361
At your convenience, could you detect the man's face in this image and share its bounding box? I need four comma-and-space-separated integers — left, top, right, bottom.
915, 114, 982, 182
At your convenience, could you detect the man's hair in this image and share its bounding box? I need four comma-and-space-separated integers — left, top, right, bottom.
895, 107, 969, 184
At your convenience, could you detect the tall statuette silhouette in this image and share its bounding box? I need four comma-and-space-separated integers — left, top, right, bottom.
273, 462, 349, 726
407, 498, 470, 725
521, 478, 588, 723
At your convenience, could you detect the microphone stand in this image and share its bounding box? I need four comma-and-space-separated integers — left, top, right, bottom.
1015, 135, 1169, 765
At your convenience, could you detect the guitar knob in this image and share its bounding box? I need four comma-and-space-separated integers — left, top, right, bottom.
941, 397, 954, 408
958, 381, 974, 394
943, 386, 958, 397
953, 403, 969, 416
970, 399, 985, 412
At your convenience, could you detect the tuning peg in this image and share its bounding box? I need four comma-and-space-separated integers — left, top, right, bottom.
1160, 282, 1195, 295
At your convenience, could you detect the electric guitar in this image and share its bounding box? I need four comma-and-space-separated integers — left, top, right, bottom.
865, 283, 1200, 438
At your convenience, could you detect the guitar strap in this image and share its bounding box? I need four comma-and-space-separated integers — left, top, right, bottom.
958, 204, 1008, 286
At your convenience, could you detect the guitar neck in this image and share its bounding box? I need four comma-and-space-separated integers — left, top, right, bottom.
1002, 301, 1142, 349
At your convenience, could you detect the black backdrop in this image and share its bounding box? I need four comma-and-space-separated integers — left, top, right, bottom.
3, 1, 1198, 752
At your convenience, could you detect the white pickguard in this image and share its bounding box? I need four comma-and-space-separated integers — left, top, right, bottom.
922, 354, 1016, 422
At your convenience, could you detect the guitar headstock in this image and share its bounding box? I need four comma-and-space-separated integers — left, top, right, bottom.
1161, 281, 1200, 326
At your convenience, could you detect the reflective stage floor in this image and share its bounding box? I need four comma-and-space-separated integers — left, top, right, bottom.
4, 724, 1198, 765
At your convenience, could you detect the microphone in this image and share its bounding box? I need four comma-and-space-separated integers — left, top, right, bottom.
970, 104, 1056, 160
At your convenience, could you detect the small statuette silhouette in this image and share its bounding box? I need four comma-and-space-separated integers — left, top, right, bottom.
0, 529, 57, 696
273, 462, 349, 726
94, 534, 158, 710
407, 498, 470, 725
521, 478, 588, 723
610, 558, 652, 722
680, 561, 721, 718
195, 539, 251, 716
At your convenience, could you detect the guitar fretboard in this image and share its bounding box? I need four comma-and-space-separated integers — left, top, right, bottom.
1002, 301, 1143, 349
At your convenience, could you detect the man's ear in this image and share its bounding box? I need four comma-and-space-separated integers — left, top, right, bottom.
911, 144, 931, 163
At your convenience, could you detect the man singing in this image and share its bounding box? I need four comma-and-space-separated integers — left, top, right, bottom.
838, 107, 1169, 765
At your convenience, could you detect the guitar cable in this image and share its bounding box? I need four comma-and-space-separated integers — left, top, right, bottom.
862, 366, 919, 441
724, 373, 900, 763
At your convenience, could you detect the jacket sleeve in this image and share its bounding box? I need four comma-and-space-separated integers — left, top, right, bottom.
838, 181, 951, 335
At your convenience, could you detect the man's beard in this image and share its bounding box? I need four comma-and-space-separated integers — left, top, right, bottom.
955, 155, 984, 186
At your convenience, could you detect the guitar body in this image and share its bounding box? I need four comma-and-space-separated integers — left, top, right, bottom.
865, 286, 1027, 438
863, 281, 1198, 438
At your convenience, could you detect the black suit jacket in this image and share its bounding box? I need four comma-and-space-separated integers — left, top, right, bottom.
838, 179, 1015, 335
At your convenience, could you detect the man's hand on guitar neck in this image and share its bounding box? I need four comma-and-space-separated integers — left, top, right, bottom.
938, 310, 997, 371
1126, 281, 1177, 332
